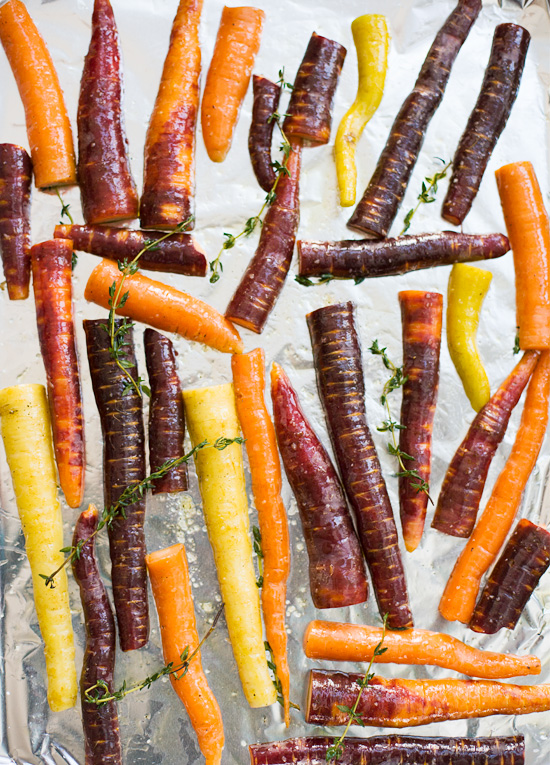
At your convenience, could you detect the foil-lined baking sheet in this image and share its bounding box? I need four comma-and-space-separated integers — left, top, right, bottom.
0, 0, 549, 762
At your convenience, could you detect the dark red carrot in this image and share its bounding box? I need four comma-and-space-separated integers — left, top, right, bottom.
77, 0, 138, 224
470, 519, 550, 634
83, 319, 148, 652
432, 351, 539, 538
442, 24, 530, 226
348, 0, 481, 237
32, 239, 85, 509
297, 232, 510, 280
0, 143, 32, 300
248, 75, 281, 192
72, 505, 121, 765
249, 735, 525, 765
307, 302, 412, 628
54, 224, 207, 277
270, 363, 368, 609
398, 291, 442, 552
143, 328, 187, 495
283, 32, 346, 146
225, 140, 302, 334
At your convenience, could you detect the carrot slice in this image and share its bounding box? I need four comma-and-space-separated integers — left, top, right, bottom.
248, 75, 282, 192
0, 144, 32, 300
0, 0, 76, 188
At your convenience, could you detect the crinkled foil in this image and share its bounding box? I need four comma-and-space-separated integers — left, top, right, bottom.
0, 0, 549, 763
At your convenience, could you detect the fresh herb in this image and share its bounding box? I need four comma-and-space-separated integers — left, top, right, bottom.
264, 640, 300, 713
294, 274, 366, 287
369, 340, 432, 500
55, 188, 74, 225
400, 158, 451, 235
513, 327, 520, 355
40, 436, 243, 588
253, 525, 264, 588
276, 67, 294, 91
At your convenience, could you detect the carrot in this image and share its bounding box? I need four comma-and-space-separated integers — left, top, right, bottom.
0, 0, 76, 189
141, 0, 203, 229
496, 161, 550, 350
303, 620, 540, 679
439, 350, 550, 624
248, 75, 282, 192
146, 543, 224, 765
84, 258, 243, 354
0, 143, 32, 300
32, 239, 85, 509
201, 6, 265, 163
231, 349, 291, 724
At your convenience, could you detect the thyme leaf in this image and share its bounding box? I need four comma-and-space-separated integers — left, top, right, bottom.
55, 188, 74, 225
400, 158, 451, 235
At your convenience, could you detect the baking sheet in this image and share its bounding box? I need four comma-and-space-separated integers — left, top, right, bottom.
0, 0, 549, 762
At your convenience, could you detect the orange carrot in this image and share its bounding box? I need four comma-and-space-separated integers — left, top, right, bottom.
303, 620, 541, 679
201, 6, 265, 162
84, 258, 243, 354
496, 161, 550, 350
439, 350, 550, 624
231, 349, 291, 725
0, 0, 76, 189
146, 544, 224, 765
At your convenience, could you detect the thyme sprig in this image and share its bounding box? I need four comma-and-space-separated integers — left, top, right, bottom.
265, 640, 300, 713
400, 157, 451, 235
40, 437, 243, 589
513, 327, 520, 355
55, 187, 74, 225
253, 525, 264, 588
295, 274, 366, 287
369, 340, 431, 499
84, 604, 225, 706
326, 615, 388, 762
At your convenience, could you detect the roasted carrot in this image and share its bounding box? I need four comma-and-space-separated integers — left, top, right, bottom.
78, 0, 138, 224
232, 349, 291, 724
84, 319, 148, 651
144, 328, 187, 494
0, 0, 76, 188
348, 0, 481, 237
270, 363, 368, 609
84, 258, 243, 354
283, 32, 346, 146
146, 544, 224, 765
32, 239, 85, 509
442, 24, 530, 225
72, 505, 121, 765
432, 351, 539, 538
398, 291, 442, 552
297, 232, 510, 280
225, 140, 302, 334
307, 303, 412, 628
471, 519, 550, 634
306, 669, 550, 728
496, 161, 550, 350
201, 6, 265, 163
303, 620, 540, 678
439, 350, 550, 624
141, 0, 203, 230
248, 75, 281, 192
0, 143, 32, 300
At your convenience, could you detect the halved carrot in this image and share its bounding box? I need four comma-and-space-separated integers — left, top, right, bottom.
201, 6, 265, 163
84, 258, 243, 354
0, 0, 76, 189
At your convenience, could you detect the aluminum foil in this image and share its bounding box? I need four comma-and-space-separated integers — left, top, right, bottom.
0, 0, 549, 763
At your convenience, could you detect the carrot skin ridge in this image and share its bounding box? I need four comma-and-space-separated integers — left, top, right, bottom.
72, 506, 121, 765
398, 291, 442, 552
232, 349, 291, 724
144, 328, 188, 494
0, 143, 32, 300
283, 32, 346, 146
141, 0, 203, 230
298, 232, 510, 279
303, 620, 541, 678
248, 75, 282, 191
432, 351, 539, 538
348, 0, 481, 237
471, 519, 550, 634
54, 223, 207, 277
307, 302, 412, 628
306, 669, 550, 728
270, 363, 368, 609
225, 140, 302, 334
442, 23, 531, 226
32, 239, 85, 509
83, 319, 149, 651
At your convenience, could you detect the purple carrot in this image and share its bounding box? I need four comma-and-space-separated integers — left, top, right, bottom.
248, 75, 281, 191
0, 143, 32, 300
